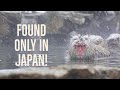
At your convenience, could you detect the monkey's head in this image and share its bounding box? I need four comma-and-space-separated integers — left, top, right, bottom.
70, 34, 87, 58
107, 33, 120, 48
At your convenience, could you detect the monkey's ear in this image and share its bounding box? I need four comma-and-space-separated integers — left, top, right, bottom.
69, 31, 79, 37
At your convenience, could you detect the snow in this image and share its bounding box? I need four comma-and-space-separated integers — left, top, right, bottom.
83, 35, 103, 41
82, 34, 105, 47
107, 33, 120, 40
35, 11, 46, 13
107, 11, 115, 15
1, 11, 22, 13
0, 11, 46, 14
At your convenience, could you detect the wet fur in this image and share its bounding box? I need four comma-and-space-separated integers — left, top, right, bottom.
66, 32, 110, 62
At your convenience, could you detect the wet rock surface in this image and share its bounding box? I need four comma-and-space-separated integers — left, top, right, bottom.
0, 64, 120, 79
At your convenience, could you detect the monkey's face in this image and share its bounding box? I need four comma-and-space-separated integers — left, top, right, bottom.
107, 33, 120, 48
107, 37, 120, 48
70, 35, 87, 58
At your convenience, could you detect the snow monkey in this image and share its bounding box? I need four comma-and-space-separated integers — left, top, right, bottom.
107, 33, 120, 48
83, 34, 107, 48
65, 31, 110, 62
106, 33, 120, 54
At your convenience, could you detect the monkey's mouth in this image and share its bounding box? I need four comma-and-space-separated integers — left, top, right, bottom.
74, 43, 86, 57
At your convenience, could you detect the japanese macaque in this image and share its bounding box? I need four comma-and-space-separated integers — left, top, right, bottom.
107, 33, 120, 48
83, 34, 107, 48
65, 31, 110, 62
106, 33, 120, 53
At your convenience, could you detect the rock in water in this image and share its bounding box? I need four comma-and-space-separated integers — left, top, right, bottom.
66, 32, 110, 62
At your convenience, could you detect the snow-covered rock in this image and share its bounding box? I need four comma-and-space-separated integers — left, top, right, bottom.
0, 64, 120, 79
107, 11, 115, 15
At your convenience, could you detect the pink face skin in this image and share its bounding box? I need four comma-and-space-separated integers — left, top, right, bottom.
74, 41, 86, 58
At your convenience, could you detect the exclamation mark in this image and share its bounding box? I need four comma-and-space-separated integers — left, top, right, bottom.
39, 39, 41, 51
45, 54, 47, 66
